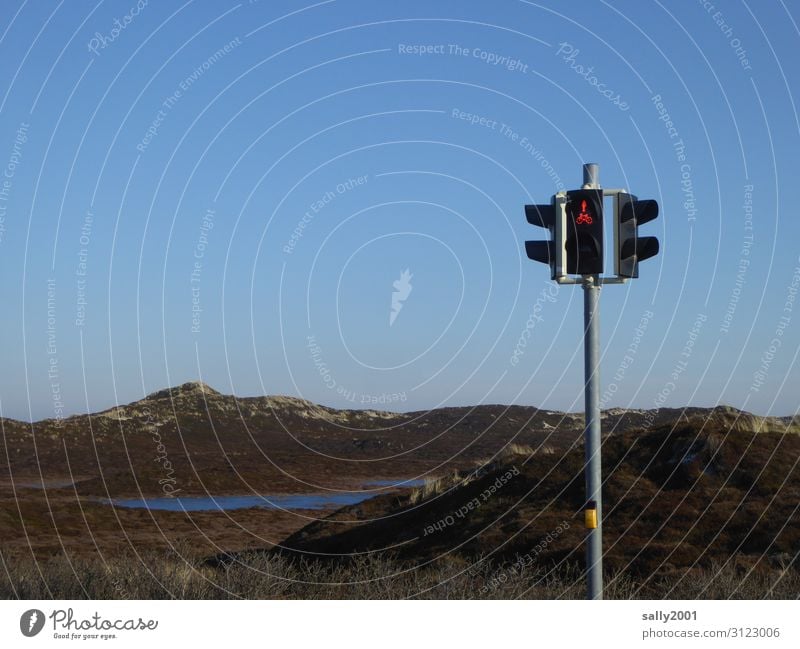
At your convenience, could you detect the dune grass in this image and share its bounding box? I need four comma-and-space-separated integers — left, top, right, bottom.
1, 547, 796, 599
407, 443, 556, 505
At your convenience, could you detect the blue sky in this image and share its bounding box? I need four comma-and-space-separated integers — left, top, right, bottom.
0, 0, 798, 421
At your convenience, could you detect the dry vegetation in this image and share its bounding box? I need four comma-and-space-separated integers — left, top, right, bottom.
1, 547, 797, 599
408, 443, 550, 504
2, 389, 798, 600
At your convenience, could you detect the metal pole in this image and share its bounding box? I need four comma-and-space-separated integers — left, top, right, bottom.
583, 162, 599, 189
583, 276, 602, 599
582, 162, 603, 600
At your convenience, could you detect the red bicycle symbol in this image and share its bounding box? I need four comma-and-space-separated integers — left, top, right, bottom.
575, 199, 593, 225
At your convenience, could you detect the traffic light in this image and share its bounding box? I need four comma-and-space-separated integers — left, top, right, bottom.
616, 193, 659, 278
565, 189, 603, 275
524, 198, 558, 279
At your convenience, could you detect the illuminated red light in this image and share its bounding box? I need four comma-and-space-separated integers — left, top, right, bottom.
576, 199, 593, 225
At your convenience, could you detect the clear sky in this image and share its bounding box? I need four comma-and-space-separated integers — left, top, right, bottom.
0, 0, 798, 422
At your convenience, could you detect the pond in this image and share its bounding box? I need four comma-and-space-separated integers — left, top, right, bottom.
106, 478, 425, 512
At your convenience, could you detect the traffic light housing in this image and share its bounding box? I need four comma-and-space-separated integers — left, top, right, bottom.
565, 189, 603, 275
616, 193, 659, 278
525, 198, 559, 280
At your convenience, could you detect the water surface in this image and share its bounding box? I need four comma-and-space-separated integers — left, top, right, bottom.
108, 478, 425, 512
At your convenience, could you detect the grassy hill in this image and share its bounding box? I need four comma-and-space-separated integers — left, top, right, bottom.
1, 382, 797, 597
260, 420, 800, 584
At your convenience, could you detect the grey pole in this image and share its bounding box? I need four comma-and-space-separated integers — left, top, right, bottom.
583, 162, 600, 189
582, 162, 603, 600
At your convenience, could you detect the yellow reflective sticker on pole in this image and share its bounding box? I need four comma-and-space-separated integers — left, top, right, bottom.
585, 508, 597, 529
